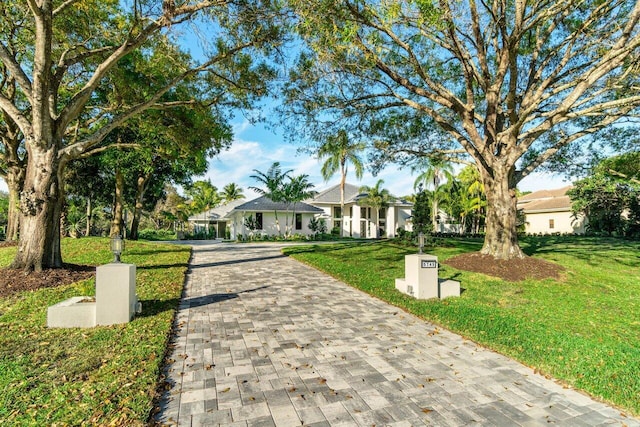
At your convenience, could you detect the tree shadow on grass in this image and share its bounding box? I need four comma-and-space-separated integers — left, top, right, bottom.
282, 241, 376, 256
136, 263, 189, 271
520, 236, 640, 268
137, 298, 181, 318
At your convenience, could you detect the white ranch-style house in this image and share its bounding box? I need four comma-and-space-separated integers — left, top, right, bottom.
224, 196, 324, 239
187, 182, 414, 240
310, 183, 413, 238
517, 186, 586, 234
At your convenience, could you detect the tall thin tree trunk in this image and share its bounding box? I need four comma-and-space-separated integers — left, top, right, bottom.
274, 210, 280, 235
432, 198, 438, 232
129, 175, 148, 241
85, 196, 92, 236
110, 168, 125, 238
339, 161, 346, 238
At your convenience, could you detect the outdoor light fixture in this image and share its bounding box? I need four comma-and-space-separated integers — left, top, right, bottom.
110, 235, 124, 263
418, 232, 425, 254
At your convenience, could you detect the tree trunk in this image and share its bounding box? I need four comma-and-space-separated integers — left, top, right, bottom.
10, 147, 64, 271
110, 168, 125, 237
60, 203, 68, 238
479, 164, 525, 260
129, 175, 148, 241
85, 196, 92, 237
339, 161, 346, 238
5, 166, 24, 242
432, 198, 438, 232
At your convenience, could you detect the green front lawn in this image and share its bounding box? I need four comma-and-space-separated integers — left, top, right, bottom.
0, 238, 190, 426
283, 236, 640, 416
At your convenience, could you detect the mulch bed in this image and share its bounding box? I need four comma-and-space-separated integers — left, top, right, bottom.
0, 263, 95, 299
443, 252, 564, 282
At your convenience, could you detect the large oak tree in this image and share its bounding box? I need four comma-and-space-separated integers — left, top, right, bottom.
285, 0, 640, 259
0, 0, 282, 271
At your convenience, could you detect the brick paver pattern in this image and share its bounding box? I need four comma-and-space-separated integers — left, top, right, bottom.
155, 242, 639, 426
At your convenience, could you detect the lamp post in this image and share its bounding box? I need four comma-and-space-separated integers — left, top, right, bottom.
418, 232, 425, 254
110, 235, 124, 263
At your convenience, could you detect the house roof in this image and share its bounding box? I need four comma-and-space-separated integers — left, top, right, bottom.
311, 183, 363, 204
518, 185, 572, 202
517, 186, 573, 213
311, 182, 413, 206
231, 195, 324, 214
188, 198, 247, 222
520, 196, 572, 213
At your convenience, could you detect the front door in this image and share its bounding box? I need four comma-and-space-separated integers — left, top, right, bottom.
360, 220, 367, 238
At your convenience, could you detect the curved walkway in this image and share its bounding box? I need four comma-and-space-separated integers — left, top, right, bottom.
155, 242, 638, 426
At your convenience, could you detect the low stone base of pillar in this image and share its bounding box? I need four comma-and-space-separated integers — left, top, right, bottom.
47, 296, 97, 328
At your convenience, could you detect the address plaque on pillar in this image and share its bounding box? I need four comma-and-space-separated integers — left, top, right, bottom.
421, 260, 438, 268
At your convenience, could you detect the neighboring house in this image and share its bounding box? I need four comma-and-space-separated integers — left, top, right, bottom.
435, 210, 463, 234
517, 186, 586, 234
188, 198, 247, 238
310, 183, 413, 238
225, 195, 324, 239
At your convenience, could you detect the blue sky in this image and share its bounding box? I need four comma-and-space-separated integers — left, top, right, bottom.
198, 114, 571, 199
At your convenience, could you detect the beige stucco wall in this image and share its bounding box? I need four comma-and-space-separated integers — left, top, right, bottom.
524, 210, 586, 234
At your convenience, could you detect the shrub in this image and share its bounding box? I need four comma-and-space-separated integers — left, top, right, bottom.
137, 229, 177, 241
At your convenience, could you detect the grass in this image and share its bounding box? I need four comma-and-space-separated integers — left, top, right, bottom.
282, 236, 640, 416
0, 237, 190, 426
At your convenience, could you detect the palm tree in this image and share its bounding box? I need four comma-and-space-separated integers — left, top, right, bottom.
220, 182, 244, 203
283, 174, 315, 236
459, 190, 486, 234
187, 180, 221, 214
318, 130, 365, 237
359, 179, 391, 238
250, 162, 292, 235
413, 159, 455, 231
457, 165, 486, 233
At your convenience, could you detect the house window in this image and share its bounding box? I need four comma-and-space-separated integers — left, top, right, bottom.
256, 212, 263, 230
549, 219, 554, 229
379, 208, 386, 219
349, 206, 353, 217
295, 213, 302, 230
361, 207, 371, 219
333, 207, 342, 219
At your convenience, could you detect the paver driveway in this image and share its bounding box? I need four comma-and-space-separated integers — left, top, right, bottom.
154, 242, 638, 426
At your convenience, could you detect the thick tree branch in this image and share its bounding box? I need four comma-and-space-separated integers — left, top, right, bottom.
0, 42, 33, 100
0, 93, 33, 137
